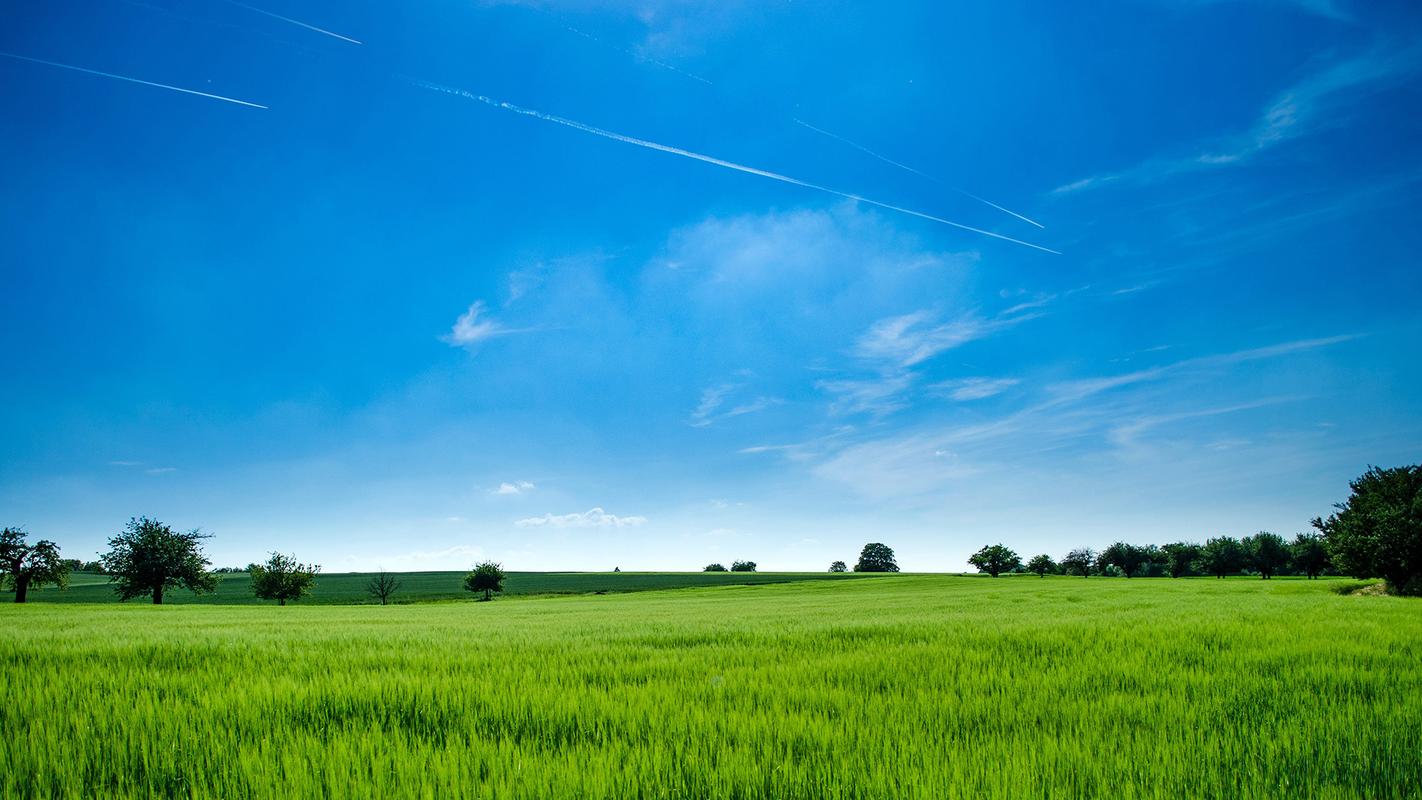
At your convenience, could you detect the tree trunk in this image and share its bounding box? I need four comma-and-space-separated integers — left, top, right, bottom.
14, 577, 28, 603
279, 598, 286, 606
484, 588, 491, 601
153, 584, 164, 605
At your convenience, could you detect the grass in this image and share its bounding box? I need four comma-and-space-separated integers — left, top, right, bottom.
1, 576, 1418, 798
21, 570, 872, 604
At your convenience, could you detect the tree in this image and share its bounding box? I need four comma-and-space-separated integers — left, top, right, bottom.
366, 570, 401, 605
829, 561, 848, 573
249, 552, 319, 605
1244, 532, 1290, 580
100, 517, 218, 604
1200, 536, 1245, 579
730, 560, 757, 572
1290, 532, 1329, 579
464, 561, 506, 601
1026, 554, 1056, 577
854, 542, 899, 573
968, 544, 1020, 578
1098, 542, 1148, 578
1061, 548, 1095, 577
703, 563, 727, 572
1314, 464, 1422, 595
0, 528, 69, 603
1161, 542, 1203, 578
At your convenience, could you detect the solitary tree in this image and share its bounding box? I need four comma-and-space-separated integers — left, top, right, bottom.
1200, 536, 1246, 579
730, 560, 757, 572
100, 517, 218, 604
366, 570, 401, 605
0, 528, 69, 603
829, 561, 848, 573
1061, 548, 1095, 577
703, 563, 727, 572
1314, 464, 1422, 595
854, 542, 899, 573
1161, 542, 1203, 578
1244, 532, 1290, 579
968, 544, 1020, 578
1026, 554, 1056, 577
1098, 542, 1148, 578
464, 561, 506, 601
249, 552, 320, 605
1290, 532, 1329, 579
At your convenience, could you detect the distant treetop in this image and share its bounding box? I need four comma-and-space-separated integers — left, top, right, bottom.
854, 543, 899, 573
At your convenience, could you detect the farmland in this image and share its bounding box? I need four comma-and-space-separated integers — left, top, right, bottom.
21, 569, 871, 604
2, 575, 1418, 798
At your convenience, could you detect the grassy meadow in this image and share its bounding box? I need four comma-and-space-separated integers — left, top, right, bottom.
2, 575, 1419, 798
22, 569, 870, 604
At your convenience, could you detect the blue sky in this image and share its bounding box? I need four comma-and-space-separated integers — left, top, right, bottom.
2, 0, 1420, 572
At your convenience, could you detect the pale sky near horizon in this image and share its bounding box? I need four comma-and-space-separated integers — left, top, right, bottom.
2, 0, 1420, 571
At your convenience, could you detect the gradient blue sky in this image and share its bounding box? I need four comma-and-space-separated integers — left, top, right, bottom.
2, 0, 1420, 571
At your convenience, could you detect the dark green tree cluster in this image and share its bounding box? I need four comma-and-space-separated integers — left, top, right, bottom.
249, 552, 321, 606
1313, 465, 1422, 595
982, 532, 1328, 580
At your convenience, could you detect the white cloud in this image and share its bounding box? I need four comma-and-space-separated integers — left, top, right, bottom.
515, 507, 648, 528
443, 301, 519, 349
931, 377, 1020, 401
690, 383, 781, 427
855, 308, 1040, 368
1053, 47, 1419, 194
818, 373, 915, 417
494, 481, 536, 495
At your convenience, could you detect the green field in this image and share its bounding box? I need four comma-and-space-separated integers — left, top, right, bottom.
2, 576, 1419, 798
21, 570, 870, 604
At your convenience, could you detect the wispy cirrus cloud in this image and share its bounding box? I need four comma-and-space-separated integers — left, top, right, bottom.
1053, 47, 1419, 194
443, 301, 526, 349
930, 377, 1021, 401
690, 383, 782, 426
516, 507, 648, 528
494, 481, 536, 495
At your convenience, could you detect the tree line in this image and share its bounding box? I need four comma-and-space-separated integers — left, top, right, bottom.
967, 532, 1325, 580
963, 465, 1420, 595
0, 516, 509, 605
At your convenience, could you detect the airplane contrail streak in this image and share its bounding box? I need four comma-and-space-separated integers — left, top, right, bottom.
793, 118, 1045, 229
414, 81, 1059, 254
219, 0, 362, 44
0, 51, 267, 109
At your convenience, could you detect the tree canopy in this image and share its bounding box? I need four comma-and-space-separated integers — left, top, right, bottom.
0, 528, 69, 603
464, 561, 506, 601
1314, 464, 1422, 595
1290, 532, 1329, 579
968, 544, 1020, 578
249, 552, 320, 605
730, 560, 757, 572
828, 561, 847, 573
854, 542, 899, 573
1244, 532, 1290, 579
1161, 542, 1202, 578
703, 563, 727, 572
1200, 536, 1246, 579
100, 517, 218, 604
1098, 542, 1147, 578
1061, 548, 1095, 577
1026, 554, 1056, 577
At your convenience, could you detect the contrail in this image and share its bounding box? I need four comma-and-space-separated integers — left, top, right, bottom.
218, 0, 361, 44
793, 117, 1045, 229
415, 81, 1058, 254
0, 51, 267, 109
